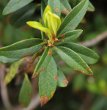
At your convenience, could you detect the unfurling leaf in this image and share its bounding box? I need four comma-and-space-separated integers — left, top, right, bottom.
26, 21, 51, 37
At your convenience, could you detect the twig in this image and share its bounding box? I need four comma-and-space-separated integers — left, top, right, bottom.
79, 93, 93, 110
0, 64, 13, 110
22, 95, 40, 110
21, 75, 40, 110
14, 95, 40, 110
81, 31, 107, 47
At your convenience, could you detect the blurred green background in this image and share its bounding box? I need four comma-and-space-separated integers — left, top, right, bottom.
0, 0, 107, 110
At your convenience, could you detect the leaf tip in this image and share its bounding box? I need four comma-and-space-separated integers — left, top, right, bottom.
63, 79, 68, 87
86, 67, 93, 75
26, 21, 32, 26
40, 96, 49, 106
2, 7, 8, 15
32, 72, 38, 78
50, 91, 55, 98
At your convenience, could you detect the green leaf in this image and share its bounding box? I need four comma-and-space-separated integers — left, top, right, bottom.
60, 0, 72, 15
58, 29, 83, 42
2, 24, 33, 45
19, 74, 33, 107
4, 59, 23, 84
46, 0, 71, 15
48, 0, 61, 16
11, 3, 36, 27
58, 0, 89, 34
57, 69, 68, 87
0, 38, 42, 51
59, 42, 99, 64
3, 0, 33, 15
0, 57, 18, 63
0, 38, 43, 63
88, 1, 95, 12
0, 45, 41, 63
54, 46, 93, 75
26, 21, 51, 36
33, 47, 49, 77
39, 56, 57, 105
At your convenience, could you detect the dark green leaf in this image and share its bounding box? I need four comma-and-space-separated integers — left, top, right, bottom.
60, 0, 72, 15
11, 3, 36, 27
0, 38, 42, 51
48, 0, 61, 16
0, 56, 18, 63
33, 47, 49, 77
57, 69, 68, 87
39, 56, 57, 105
19, 74, 33, 107
54, 46, 93, 75
88, 1, 95, 12
0, 38, 43, 63
58, 29, 83, 42
58, 0, 89, 34
3, 0, 33, 15
2, 24, 33, 45
43, 0, 71, 16
59, 42, 99, 64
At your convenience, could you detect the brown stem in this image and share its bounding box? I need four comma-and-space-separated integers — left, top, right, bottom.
22, 95, 40, 110
0, 64, 13, 110
81, 31, 107, 47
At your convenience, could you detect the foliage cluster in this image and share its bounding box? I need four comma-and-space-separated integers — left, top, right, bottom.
0, 0, 102, 108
